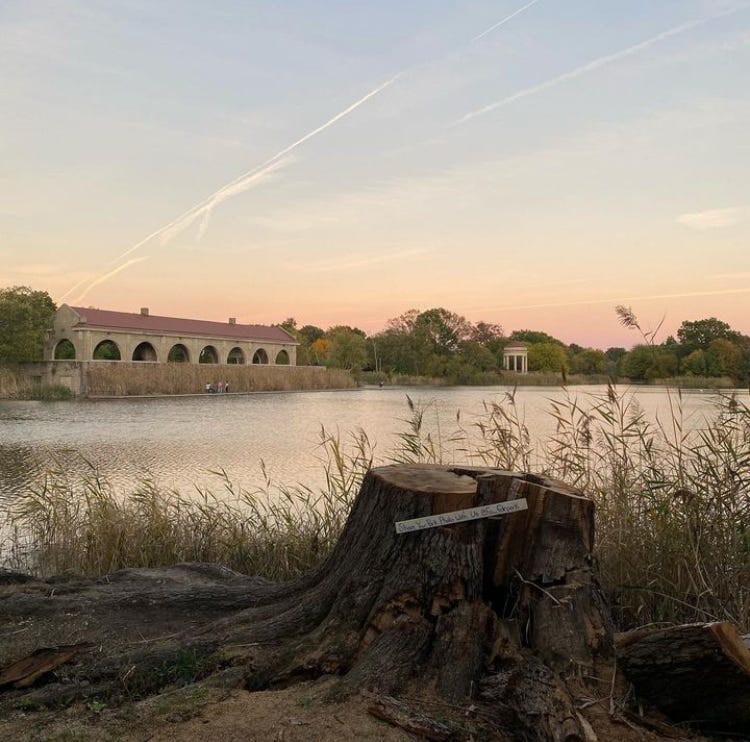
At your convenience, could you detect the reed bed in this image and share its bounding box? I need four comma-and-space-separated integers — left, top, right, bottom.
0, 367, 30, 398
4, 386, 749, 632
3, 427, 372, 582
85, 362, 354, 396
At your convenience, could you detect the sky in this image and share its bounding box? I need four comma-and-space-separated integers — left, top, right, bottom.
2, 0, 749, 349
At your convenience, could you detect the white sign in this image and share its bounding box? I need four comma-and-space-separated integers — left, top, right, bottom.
395, 499, 528, 534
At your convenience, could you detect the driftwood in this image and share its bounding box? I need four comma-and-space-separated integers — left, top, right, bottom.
617, 622, 750, 735
2, 463, 724, 740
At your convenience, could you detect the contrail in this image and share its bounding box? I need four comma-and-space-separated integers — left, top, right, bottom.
72, 257, 150, 304
457, 4, 749, 125
62, 76, 398, 302
62, 0, 543, 303
161, 156, 291, 245
472, 0, 542, 43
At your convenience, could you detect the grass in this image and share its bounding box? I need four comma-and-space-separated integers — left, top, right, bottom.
84, 362, 355, 396
3, 386, 749, 633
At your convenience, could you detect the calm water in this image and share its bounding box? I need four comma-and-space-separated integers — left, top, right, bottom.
0, 385, 735, 506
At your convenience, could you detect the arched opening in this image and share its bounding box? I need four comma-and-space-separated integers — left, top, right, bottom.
54, 339, 76, 360
168, 344, 190, 363
252, 348, 269, 365
275, 349, 290, 365
93, 339, 121, 361
132, 342, 157, 362
199, 345, 219, 364
227, 347, 246, 364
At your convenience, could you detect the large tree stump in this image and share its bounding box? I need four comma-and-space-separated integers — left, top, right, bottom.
1, 465, 617, 740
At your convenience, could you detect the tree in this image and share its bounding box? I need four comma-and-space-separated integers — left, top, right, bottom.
325, 327, 367, 371
677, 318, 741, 353
0, 286, 56, 364
707, 338, 743, 378
528, 342, 569, 373
510, 329, 564, 346
569, 348, 606, 375
621, 345, 678, 381
605, 347, 627, 376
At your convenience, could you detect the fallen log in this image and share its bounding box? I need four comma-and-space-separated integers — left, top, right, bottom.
616, 621, 750, 735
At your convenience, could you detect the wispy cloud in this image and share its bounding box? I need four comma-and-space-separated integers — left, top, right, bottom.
159, 156, 292, 245
456, 3, 750, 126
676, 206, 743, 229
292, 247, 431, 273
61, 76, 399, 302
472, 0, 542, 43
72, 257, 150, 304
472, 286, 750, 313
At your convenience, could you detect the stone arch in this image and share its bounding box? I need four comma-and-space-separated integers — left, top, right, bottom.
227, 347, 246, 364
167, 344, 190, 363
199, 345, 219, 364
93, 339, 121, 361
275, 349, 290, 365
54, 339, 76, 360
132, 341, 157, 362
252, 348, 269, 365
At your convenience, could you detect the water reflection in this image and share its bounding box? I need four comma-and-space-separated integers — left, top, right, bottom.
0, 386, 733, 506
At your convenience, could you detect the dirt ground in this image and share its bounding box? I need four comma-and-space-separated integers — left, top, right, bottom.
0, 679, 417, 742
0, 566, 736, 742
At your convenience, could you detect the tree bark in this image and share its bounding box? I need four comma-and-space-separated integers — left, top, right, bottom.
616, 622, 750, 735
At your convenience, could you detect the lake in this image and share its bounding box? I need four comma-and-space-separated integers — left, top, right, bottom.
0, 385, 734, 506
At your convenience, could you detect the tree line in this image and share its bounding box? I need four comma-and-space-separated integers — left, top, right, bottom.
283, 306, 750, 385
2, 286, 749, 384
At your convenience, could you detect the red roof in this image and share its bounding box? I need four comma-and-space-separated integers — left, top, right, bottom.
68, 306, 297, 344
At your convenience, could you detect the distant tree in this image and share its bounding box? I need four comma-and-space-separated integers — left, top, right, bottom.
325, 327, 367, 370
298, 325, 325, 346
459, 341, 498, 373
569, 348, 606, 375
707, 338, 743, 378
510, 329, 564, 346
412, 308, 472, 356
604, 347, 627, 376
0, 286, 56, 364
620, 345, 678, 381
528, 343, 569, 373
470, 321, 504, 345
677, 318, 740, 352
682, 349, 708, 377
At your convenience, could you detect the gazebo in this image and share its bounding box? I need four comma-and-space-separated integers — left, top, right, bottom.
502, 340, 529, 373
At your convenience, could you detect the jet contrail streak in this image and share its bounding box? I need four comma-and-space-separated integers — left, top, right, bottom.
161, 156, 291, 245
62, 0, 543, 303
458, 3, 749, 125
472, 0, 542, 43
62, 76, 398, 301
72, 257, 150, 304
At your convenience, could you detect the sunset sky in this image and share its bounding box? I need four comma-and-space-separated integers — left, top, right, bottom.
2, 0, 749, 349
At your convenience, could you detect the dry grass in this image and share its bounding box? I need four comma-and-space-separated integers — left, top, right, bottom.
4, 385, 749, 632
0, 367, 30, 398
390, 386, 750, 631
3, 428, 372, 582
85, 362, 354, 396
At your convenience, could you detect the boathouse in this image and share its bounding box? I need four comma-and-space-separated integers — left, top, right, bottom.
46, 305, 298, 366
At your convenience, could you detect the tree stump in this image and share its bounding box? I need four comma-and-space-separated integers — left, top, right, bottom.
1, 465, 616, 740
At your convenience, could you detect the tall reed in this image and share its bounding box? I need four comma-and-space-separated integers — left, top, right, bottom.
4, 386, 749, 631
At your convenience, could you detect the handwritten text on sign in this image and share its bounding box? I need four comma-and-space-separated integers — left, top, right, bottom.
395, 499, 528, 534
